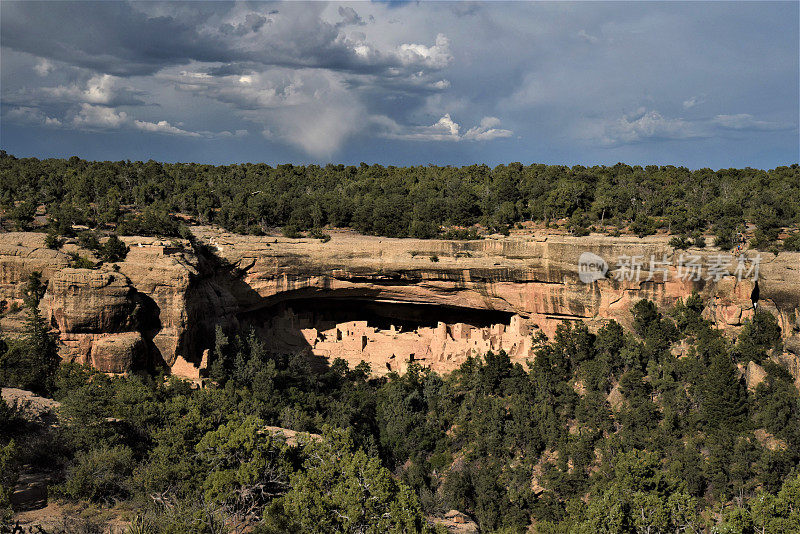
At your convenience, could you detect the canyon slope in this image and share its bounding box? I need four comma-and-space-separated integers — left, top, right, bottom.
1, 228, 798, 379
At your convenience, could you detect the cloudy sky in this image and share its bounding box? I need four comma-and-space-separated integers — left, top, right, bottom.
1, 1, 797, 168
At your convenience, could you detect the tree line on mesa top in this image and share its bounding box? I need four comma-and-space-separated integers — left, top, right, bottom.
1, 151, 798, 251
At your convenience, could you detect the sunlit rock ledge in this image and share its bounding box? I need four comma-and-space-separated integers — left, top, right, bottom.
1, 228, 798, 381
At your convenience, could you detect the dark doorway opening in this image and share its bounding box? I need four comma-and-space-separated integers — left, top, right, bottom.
243, 297, 515, 332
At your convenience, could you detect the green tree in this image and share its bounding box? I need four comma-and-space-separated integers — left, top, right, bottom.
98, 234, 129, 262
0, 273, 60, 395
195, 416, 292, 525
579, 488, 631, 534
77, 230, 100, 251
632, 299, 660, 338
282, 426, 434, 533
783, 232, 800, 251
9, 200, 36, 230
702, 351, 748, 431
0, 440, 19, 525
59, 445, 135, 503
733, 310, 782, 363
44, 228, 64, 250
23, 270, 47, 305
579, 451, 699, 534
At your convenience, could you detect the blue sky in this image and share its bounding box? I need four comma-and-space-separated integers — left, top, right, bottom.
1, 1, 797, 169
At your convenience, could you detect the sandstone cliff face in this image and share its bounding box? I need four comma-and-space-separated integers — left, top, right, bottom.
189, 227, 800, 377
1, 229, 798, 378
45, 269, 138, 333
0, 233, 69, 306
113, 242, 199, 368
0, 233, 200, 373
192, 227, 799, 339
89, 332, 146, 373
43, 267, 147, 372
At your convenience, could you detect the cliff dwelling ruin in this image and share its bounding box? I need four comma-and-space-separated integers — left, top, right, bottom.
2, 229, 799, 380
244, 298, 537, 375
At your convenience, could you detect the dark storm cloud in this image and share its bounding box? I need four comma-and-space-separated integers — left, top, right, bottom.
204, 63, 261, 78
337, 6, 367, 26
3, 75, 149, 109
0, 1, 796, 167
219, 13, 270, 36
0, 2, 449, 78
0, 2, 223, 76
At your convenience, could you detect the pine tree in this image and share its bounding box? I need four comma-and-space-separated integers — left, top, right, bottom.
0, 272, 59, 394
209, 324, 232, 383
282, 426, 435, 533
98, 234, 129, 263
0, 440, 19, 524
702, 350, 748, 431
22, 296, 60, 395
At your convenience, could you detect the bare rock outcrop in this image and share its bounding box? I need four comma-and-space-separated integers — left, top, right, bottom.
745, 361, 768, 391
45, 268, 138, 333
0, 233, 69, 308
772, 351, 800, 390
606, 383, 625, 411
89, 332, 147, 373
786, 335, 800, 356
262, 426, 322, 447
754, 428, 788, 451
0, 234, 201, 374
40, 269, 149, 373
114, 240, 200, 367
1, 387, 60, 423
192, 227, 800, 355
2, 229, 799, 378
191, 227, 799, 340
432, 510, 479, 534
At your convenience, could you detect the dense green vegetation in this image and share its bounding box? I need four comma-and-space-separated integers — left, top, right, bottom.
0, 272, 60, 396
2, 292, 799, 532
1, 152, 798, 249
1, 149, 799, 530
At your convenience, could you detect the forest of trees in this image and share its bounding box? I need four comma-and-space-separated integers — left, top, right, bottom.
2, 291, 799, 533
1, 152, 799, 530
1, 152, 799, 251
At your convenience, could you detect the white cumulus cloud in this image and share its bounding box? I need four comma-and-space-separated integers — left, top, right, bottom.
463, 116, 513, 141
682, 96, 704, 109
70, 103, 239, 139
6, 106, 62, 127
30, 74, 146, 107
397, 34, 453, 70
377, 114, 512, 142
133, 119, 202, 137
72, 103, 129, 128
34, 58, 54, 76
586, 108, 701, 146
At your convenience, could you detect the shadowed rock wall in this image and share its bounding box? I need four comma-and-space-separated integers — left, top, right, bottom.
1, 228, 798, 378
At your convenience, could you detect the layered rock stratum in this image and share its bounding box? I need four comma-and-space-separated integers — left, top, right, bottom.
1, 228, 798, 380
